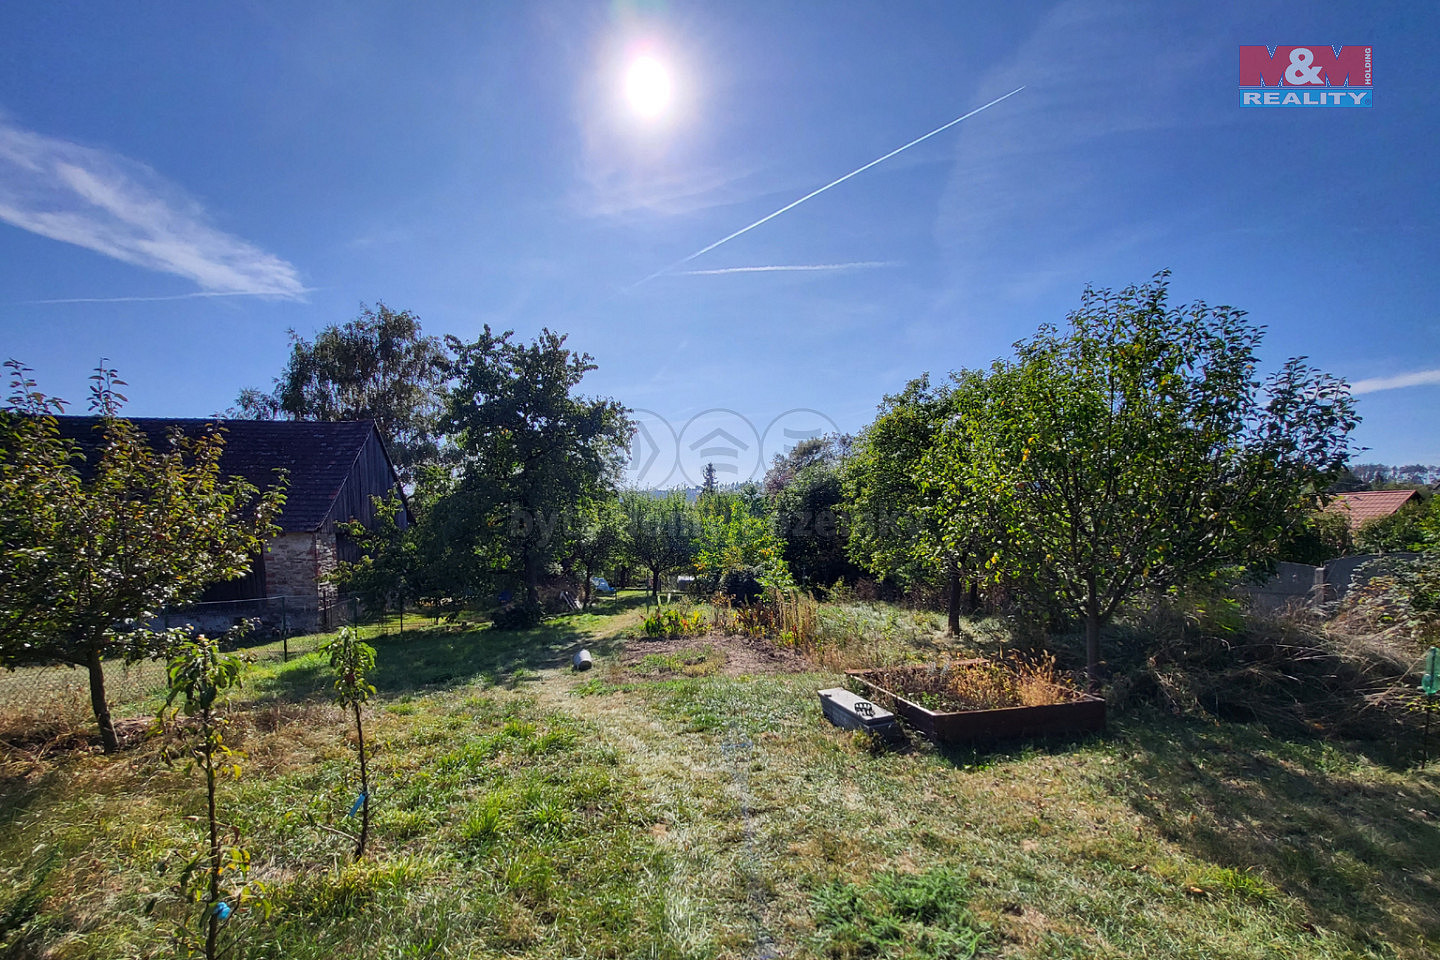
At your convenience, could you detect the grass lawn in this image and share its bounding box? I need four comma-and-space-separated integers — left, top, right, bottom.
2, 593, 1438, 959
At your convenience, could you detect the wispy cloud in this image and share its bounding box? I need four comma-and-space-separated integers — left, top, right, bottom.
1351, 369, 1440, 394
0, 115, 305, 298
931, 0, 1212, 309
577, 163, 763, 219
676, 261, 894, 276
23, 290, 300, 305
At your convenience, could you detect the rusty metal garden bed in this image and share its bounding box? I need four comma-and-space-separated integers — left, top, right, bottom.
846, 665, 1105, 744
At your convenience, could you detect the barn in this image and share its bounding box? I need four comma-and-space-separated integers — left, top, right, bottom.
53, 417, 410, 633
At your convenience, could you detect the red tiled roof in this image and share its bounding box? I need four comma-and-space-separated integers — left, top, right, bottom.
1324, 489, 1420, 531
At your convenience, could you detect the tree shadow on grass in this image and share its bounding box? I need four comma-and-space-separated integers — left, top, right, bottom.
251, 609, 632, 704
1117, 714, 1440, 953
922, 730, 1112, 769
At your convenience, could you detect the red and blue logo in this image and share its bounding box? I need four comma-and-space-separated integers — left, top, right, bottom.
1239, 46, 1371, 107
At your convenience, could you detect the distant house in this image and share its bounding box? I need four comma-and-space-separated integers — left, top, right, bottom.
53, 418, 410, 632
1323, 489, 1421, 532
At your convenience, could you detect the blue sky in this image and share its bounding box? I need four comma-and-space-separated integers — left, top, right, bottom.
1, 1, 1435, 484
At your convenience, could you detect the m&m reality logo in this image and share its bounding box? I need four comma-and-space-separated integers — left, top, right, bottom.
1239, 46, 1372, 107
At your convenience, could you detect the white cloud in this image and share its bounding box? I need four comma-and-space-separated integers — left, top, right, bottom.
1351, 369, 1440, 394
0, 117, 305, 299
24, 291, 275, 305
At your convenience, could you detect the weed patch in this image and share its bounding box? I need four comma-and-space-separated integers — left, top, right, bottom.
810, 867, 987, 959
641, 606, 709, 639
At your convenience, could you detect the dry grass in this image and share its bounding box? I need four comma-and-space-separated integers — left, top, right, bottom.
1105, 596, 1427, 742
710, 589, 821, 653
860, 654, 1082, 712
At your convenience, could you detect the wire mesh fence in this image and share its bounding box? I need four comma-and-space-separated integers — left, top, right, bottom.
0, 593, 392, 723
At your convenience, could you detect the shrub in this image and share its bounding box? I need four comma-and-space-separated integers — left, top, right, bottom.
491, 603, 545, 631
717, 566, 764, 605
639, 607, 708, 639
712, 589, 821, 652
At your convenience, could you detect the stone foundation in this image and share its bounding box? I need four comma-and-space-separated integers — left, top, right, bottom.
263, 531, 339, 631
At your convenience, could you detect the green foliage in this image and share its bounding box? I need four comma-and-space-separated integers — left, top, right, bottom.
443, 326, 630, 605
694, 486, 790, 589
406, 472, 509, 616
5, 607, 1440, 958
0, 360, 285, 752
810, 868, 986, 960
717, 566, 765, 604
332, 492, 415, 617
712, 588, 822, 652
772, 460, 859, 589
1343, 552, 1440, 645
159, 636, 261, 959
1357, 493, 1436, 554
234, 303, 448, 482
930, 272, 1359, 682
567, 497, 627, 605
700, 461, 718, 498
164, 638, 247, 719
621, 489, 697, 598
639, 606, 707, 638
844, 375, 957, 592
324, 627, 377, 708
1277, 507, 1354, 564
763, 433, 848, 496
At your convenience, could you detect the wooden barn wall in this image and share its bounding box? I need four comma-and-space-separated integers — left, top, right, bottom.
326, 432, 407, 565
197, 551, 267, 603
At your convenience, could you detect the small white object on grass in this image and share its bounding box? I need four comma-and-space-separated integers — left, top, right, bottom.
573, 649, 593, 671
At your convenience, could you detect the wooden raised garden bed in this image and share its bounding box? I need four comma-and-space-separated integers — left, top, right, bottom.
846, 662, 1105, 744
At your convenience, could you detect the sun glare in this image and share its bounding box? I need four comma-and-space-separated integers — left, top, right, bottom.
624, 55, 673, 118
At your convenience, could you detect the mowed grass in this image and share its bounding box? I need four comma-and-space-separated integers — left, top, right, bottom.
0, 593, 1437, 959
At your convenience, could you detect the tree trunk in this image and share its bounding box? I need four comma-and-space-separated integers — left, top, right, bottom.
650, 566, 661, 601
86, 644, 119, 754
354, 700, 370, 860
967, 580, 979, 613
1084, 608, 1102, 693
524, 550, 541, 607
205, 705, 220, 960
946, 562, 962, 636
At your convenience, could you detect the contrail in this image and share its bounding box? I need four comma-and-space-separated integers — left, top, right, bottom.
1351, 368, 1440, 394
677, 261, 894, 276
631, 86, 1025, 288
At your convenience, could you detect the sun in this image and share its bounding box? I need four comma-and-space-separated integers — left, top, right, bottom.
624, 55, 673, 118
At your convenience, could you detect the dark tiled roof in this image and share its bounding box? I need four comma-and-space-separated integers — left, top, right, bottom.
51, 417, 388, 532
1324, 489, 1421, 532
